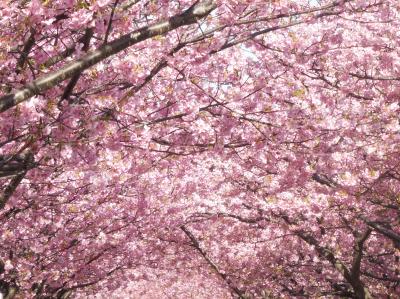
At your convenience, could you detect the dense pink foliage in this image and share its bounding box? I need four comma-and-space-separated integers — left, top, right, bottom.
0, 0, 399, 298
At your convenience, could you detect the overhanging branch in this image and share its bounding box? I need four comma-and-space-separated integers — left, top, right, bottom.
0, 0, 216, 113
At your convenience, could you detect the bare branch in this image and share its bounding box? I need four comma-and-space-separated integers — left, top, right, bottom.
0, 0, 217, 113
59, 28, 94, 106
351, 229, 372, 282
0, 152, 34, 209
361, 218, 400, 248
0, 172, 27, 210
103, 0, 120, 44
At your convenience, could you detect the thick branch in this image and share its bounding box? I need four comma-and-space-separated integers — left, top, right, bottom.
103, 0, 120, 44
0, 0, 216, 113
351, 229, 372, 280
0, 153, 35, 178
361, 219, 400, 248
350, 229, 372, 298
15, 28, 36, 75
0, 172, 27, 209
279, 214, 372, 299
312, 172, 338, 188
59, 28, 94, 104
0, 152, 34, 209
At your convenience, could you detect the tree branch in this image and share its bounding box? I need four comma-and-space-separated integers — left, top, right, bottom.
0, 0, 217, 113
312, 172, 399, 248
15, 28, 36, 75
103, 0, 120, 44
59, 28, 94, 106
351, 229, 372, 285
279, 213, 373, 299
0, 152, 34, 209
180, 225, 245, 298
0, 172, 27, 210
361, 218, 400, 248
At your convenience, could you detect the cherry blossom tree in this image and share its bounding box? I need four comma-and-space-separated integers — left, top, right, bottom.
0, 0, 399, 298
